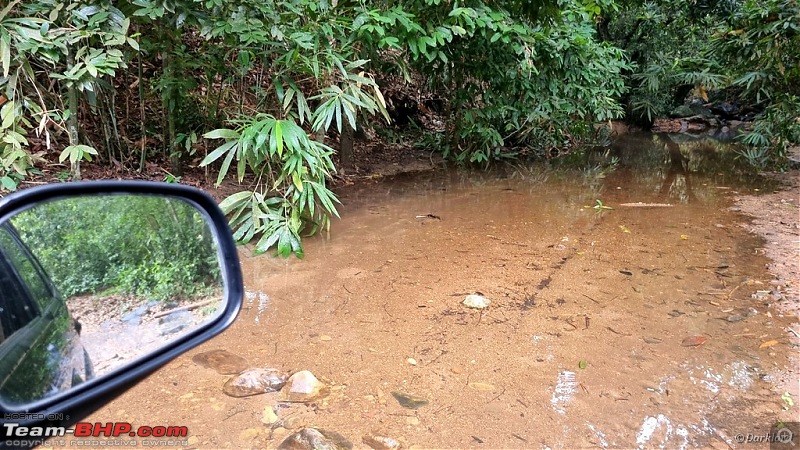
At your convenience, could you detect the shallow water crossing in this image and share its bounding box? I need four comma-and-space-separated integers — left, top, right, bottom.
88, 133, 799, 449
229, 134, 798, 448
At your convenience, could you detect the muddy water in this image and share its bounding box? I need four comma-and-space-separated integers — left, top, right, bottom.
89, 134, 798, 449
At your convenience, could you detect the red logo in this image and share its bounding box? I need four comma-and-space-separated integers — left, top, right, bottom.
73, 422, 188, 438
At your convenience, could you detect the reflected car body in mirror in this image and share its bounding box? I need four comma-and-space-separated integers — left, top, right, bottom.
0, 222, 94, 404
0, 181, 242, 446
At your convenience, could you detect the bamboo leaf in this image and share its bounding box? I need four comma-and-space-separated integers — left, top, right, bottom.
200, 140, 237, 166
0, 30, 10, 78
216, 147, 236, 186
219, 190, 253, 214
203, 128, 240, 140
292, 171, 303, 192
274, 120, 283, 157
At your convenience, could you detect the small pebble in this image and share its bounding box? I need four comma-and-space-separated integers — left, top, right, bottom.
362, 434, 403, 450
262, 406, 278, 425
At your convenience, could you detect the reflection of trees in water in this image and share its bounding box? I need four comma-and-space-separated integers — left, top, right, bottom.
658, 134, 697, 204
341, 134, 759, 212
604, 133, 758, 205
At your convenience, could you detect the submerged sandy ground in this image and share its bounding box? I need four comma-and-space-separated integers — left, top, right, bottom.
56, 159, 798, 450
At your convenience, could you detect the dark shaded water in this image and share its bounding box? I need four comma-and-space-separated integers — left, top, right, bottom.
336, 133, 770, 211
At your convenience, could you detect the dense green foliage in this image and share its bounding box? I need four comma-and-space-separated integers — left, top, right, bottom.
11, 195, 220, 300
606, 0, 799, 164
1, 0, 797, 256
712, 0, 800, 160
196, 0, 630, 254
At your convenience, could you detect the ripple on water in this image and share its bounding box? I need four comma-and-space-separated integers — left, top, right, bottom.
245, 290, 271, 323
551, 370, 577, 415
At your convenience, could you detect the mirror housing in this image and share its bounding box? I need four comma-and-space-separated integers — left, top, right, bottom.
0, 181, 242, 441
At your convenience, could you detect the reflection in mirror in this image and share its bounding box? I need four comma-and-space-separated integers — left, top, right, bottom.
0, 194, 224, 406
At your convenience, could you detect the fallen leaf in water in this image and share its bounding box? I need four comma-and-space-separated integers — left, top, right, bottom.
681, 336, 707, 347
782, 392, 794, 410
759, 340, 779, 348
391, 391, 428, 409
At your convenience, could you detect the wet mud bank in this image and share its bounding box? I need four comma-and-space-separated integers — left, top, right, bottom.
732, 169, 800, 418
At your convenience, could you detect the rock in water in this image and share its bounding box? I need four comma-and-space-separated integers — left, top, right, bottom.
463, 294, 490, 309
279, 370, 329, 403
192, 349, 249, 374
223, 368, 288, 397
362, 434, 402, 450
279, 428, 352, 450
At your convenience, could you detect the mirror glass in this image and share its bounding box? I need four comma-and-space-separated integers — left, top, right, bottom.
0, 194, 224, 406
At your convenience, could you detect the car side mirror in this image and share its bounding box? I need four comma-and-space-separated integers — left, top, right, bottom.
0, 181, 242, 445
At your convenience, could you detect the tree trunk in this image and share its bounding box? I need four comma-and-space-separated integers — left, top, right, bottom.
162, 34, 182, 176
339, 122, 355, 174
138, 53, 147, 172
66, 49, 81, 180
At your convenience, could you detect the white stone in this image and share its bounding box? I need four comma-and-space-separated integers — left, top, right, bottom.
463, 294, 490, 309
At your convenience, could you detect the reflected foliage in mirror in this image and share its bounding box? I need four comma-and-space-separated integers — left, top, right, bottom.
0, 194, 224, 406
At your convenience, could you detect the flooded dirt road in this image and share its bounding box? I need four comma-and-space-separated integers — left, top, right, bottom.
84, 134, 798, 449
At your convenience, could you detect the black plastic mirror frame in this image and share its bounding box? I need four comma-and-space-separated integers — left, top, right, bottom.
0, 181, 242, 431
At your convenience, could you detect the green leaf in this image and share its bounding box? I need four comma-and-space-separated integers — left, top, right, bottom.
203, 128, 240, 140
219, 190, 253, 214
451, 25, 467, 36
200, 140, 237, 166
127, 37, 140, 51
277, 227, 292, 257
255, 227, 281, 254
274, 120, 283, 157
342, 102, 357, 130
216, 148, 236, 186
579, 360, 587, 369
291, 171, 303, 192
59, 147, 73, 163
0, 30, 10, 78
1, 101, 15, 129
0, 175, 17, 191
